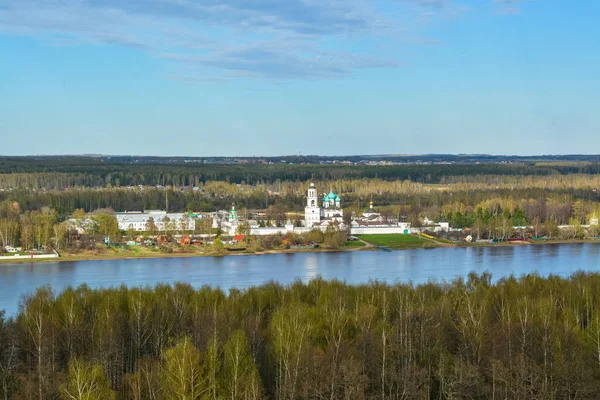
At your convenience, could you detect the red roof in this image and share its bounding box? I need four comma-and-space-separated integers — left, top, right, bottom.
234, 234, 245, 241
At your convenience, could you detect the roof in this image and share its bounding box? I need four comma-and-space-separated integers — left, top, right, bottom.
327, 190, 337, 199
335, 196, 341, 201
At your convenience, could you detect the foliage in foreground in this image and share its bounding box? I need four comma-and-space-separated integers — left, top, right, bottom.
2, 273, 600, 398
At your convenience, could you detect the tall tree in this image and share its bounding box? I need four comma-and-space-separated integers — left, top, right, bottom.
160, 338, 206, 400
221, 330, 263, 400
60, 359, 116, 400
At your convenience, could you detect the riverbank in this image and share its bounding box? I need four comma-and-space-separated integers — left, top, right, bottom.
457, 238, 600, 248
2, 237, 598, 265
0, 243, 369, 264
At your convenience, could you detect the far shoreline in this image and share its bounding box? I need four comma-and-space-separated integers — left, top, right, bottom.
1, 238, 599, 265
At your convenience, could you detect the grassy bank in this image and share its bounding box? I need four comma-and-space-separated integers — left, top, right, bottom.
358, 234, 432, 249
343, 240, 366, 248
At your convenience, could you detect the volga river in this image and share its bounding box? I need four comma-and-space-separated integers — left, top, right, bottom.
1, 244, 600, 315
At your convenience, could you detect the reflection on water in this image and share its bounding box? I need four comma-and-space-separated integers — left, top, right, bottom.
1, 244, 600, 315
304, 253, 320, 281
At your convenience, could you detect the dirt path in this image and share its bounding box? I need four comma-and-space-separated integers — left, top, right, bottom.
358, 238, 374, 248
419, 236, 454, 247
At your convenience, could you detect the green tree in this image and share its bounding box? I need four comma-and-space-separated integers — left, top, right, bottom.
161, 338, 206, 400
145, 217, 158, 238
0, 311, 18, 400
71, 209, 86, 219
212, 238, 225, 255
127, 224, 136, 240
165, 217, 177, 234
221, 330, 263, 400
532, 216, 543, 238
37, 207, 57, 248
161, 216, 171, 236
568, 217, 584, 239
544, 219, 559, 239
323, 225, 346, 249
306, 229, 324, 244
53, 222, 69, 250
60, 359, 115, 400
20, 210, 40, 250
235, 221, 251, 237
19, 287, 56, 400
91, 213, 119, 242
195, 217, 213, 235
270, 305, 313, 400
510, 207, 528, 227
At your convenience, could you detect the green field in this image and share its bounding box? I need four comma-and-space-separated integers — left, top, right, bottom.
358, 234, 428, 249
343, 240, 366, 248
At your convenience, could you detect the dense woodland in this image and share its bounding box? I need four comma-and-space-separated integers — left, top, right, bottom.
4, 158, 600, 188
1, 274, 600, 399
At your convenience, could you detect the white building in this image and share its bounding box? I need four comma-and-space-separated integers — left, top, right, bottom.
304, 183, 322, 227
305, 183, 344, 228
4, 246, 21, 253
362, 202, 381, 219
116, 211, 196, 232
212, 185, 453, 237
421, 217, 450, 233
349, 200, 413, 234
66, 218, 97, 234
212, 183, 349, 236
212, 206, 239, 235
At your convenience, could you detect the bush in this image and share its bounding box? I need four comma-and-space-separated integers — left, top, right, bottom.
260, 235, 282, 250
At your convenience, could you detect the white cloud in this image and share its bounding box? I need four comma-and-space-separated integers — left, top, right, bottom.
0, 0, 521, 80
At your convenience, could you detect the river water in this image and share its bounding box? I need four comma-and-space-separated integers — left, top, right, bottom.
1, 244, 600, 315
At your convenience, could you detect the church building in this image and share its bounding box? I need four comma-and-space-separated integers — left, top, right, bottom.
304, 182, 344, 228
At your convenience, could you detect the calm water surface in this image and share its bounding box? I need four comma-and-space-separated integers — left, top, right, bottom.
1, 244, 600, 315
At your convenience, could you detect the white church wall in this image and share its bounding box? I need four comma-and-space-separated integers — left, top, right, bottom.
250, 227, 287, 236
350, 226, 410, 235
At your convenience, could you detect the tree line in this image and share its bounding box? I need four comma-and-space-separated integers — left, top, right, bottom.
0, 202, 120, 251
5, 161, 600, 188
2, 176, 600, 216
2, 273, 600, 398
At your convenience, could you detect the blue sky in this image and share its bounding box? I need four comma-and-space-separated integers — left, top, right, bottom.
0, 0, 598, 156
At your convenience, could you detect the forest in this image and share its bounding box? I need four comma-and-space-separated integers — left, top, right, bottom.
3, 157, 600, 188
1, 273, 600, 399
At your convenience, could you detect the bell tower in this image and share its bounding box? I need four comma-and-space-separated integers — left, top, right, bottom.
304, 182, 321, 227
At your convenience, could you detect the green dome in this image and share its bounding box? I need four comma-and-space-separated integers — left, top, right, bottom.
322, 195, 328, 201
335, 196, 341, 202
327, 190, 336, 199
